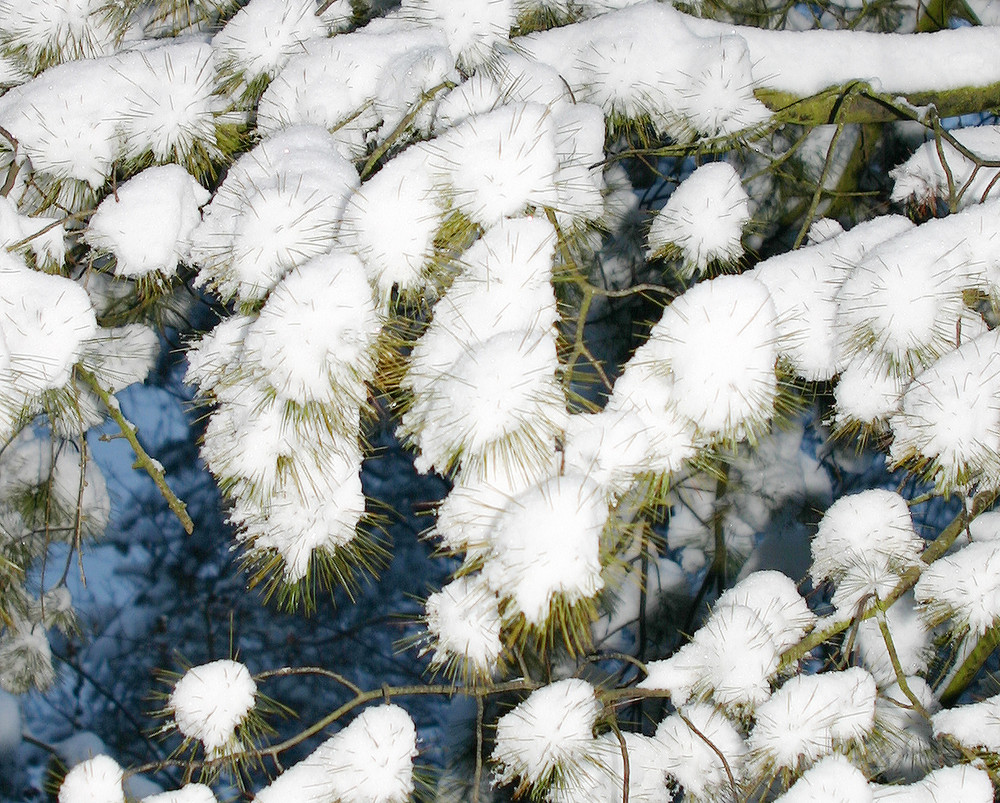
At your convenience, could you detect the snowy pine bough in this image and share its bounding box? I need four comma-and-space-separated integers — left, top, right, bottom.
2, 0, 1000, 801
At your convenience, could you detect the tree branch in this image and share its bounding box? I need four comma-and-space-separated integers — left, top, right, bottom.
75, 366, 194, 535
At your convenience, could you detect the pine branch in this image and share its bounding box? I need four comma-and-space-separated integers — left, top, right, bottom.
779, 488, 999, 670
75, 366, 194, 535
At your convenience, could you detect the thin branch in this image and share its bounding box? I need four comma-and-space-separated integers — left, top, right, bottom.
75, 366, 194, 535
677, 710, 738, 801
610, 722, 630, 803
875, 604, 931, 719
473, 692, 484, 803
254, 666, 363, 696
360, 81, 455, 181
938, 624, 1000, 706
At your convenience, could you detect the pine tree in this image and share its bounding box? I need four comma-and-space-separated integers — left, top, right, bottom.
2, 0, 1000, 801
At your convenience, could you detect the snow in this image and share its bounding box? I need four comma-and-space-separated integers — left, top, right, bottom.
0, 195, 66, 266
184, 314, 253, 395
750, 213, 913, 382
915, 539, 1000, 634
872, 764, 994, 802
834, 207, 991, 378
85, 165, 209, 278
749, 667, 877, 770
212, 0, 350, 86
683, 7, 1000, 96
0, 689, 19, 754
834, 351, 907, 429
0, 260, 98, 397
889, 328, 1000, 492
80, 324, 160, 394
854, 593, 931, 686
314, 704, 418, 803
402, 328, 566, 479
491, 679, 599, 789
339, 143, 445, 305
481, 471, 607, 624
242, 253, 381, 406
431, 454, 556, 557
0, 0, 122, 71
810, 490, 923, 612
141, 785, 217, 803
932, 692, 1000, 753
635, 273, 779, 442
773, 755, 872, 803
546, 731, 670, 803
647, 161, 750, 276
714, 570, 816, 653
230, 443, 365, 582
430, 103, 560, 225
116, 42, 226, 166
401, 0, 515, 70
168, 660, 257, 756
190, 125, 358, 302
640, 599, 783, 709
0, 41, 227, 196
254, 704, 417, 803
58, 754, 125, 803
603, 357, 700, 478
255, 19, 452, 158
655, 703, 747, 800
891, 125, 1000, 210
522, 4, 770, 139
423, 574, 503, 676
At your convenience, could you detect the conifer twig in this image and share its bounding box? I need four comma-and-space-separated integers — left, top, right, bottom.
75, 366, 194, 535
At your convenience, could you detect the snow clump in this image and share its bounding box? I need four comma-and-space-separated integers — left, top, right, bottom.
633, 273, 779, 443
915, 540, 1000, 635
647, 161, 750, 276
253, 704, 417, 803
491, 679, 600, 793
482, 471, 608, 626
889, 328, 1000, 493
141, 784, 218, 803
749, 667, 877, 771
168, 660, 257, 756
810, 490, 923, 613
423, 574, 503, 678
655, 703, 747, 800
773, 754, 871, 803
190, 126, 358, 302
212, 0, 352, 91
58, 754, 125, 803
85, 165, 209, 278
